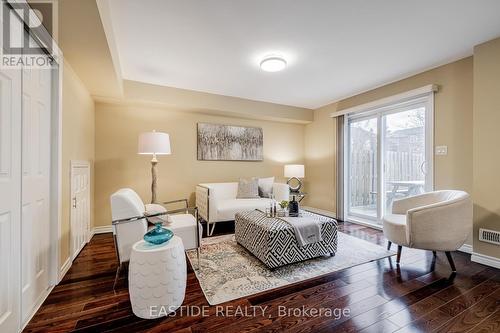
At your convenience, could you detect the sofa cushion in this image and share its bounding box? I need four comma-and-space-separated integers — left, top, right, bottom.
216, 198, 271, 222
258, 177, 275, 198
236, 178, 260, 199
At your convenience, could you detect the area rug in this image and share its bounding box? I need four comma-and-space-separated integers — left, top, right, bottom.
186, 232, 395, 305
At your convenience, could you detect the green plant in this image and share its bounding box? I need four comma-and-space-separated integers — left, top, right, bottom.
279, 200, 289, 209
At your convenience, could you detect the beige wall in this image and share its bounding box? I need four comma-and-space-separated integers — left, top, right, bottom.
95, 103, 305, 227
303, 104, 337, 212
305, 57, 474, 245
473, 37, 500, 259
60, 61, 95, 267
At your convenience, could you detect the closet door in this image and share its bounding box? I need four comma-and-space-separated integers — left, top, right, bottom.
0, 8, 23, 333
0, 68, 22, 333
20, 49, 53, 322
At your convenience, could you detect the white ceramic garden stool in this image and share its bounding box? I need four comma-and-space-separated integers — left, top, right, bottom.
128, 236, 187, 319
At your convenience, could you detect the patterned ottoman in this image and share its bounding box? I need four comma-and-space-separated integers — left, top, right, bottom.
235, 210, 338, 269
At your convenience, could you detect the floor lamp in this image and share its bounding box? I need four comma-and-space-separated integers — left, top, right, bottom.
138, 130, 171, 203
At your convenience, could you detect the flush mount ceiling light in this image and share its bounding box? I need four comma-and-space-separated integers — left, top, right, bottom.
260, 55, 287, 72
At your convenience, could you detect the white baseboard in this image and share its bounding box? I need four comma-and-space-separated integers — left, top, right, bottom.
302, 206, 337, 219
458, 244, 473, 254
58, 226, 112, 284
21, 285, 54, 331
93, 225, 113, 234
471, 252, 500, 269
59, 256, 72, 282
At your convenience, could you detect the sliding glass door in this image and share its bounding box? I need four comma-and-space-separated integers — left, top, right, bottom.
348, 116, 378, 221
346, 97, 433, 226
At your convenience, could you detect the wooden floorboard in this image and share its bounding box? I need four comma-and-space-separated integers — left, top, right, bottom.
23, 221, 500, 333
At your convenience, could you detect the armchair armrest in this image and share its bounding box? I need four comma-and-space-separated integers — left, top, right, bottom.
406, 195, 472, 251
113, 210, 170, 226
147, 198, 190, 215
392, 192, 444, 214
196, 185, 210, 222
163, 198, 188, 208
165, 206, 198, 216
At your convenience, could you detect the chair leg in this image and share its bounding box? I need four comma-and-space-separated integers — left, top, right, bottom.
396, 245, 402, 264
445, 251, 456, 272
113, 264, 121, 291
387, 241, 392, 250
196, 248, 201, 270
207, 222, 216, 237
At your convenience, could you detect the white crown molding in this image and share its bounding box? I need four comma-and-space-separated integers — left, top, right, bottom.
471, 252, 500, 269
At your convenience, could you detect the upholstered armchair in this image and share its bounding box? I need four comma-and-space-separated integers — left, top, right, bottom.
383, 190, 472, 272
110, 188, 202, 288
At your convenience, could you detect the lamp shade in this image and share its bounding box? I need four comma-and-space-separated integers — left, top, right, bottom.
284, 164, 305, 178
138, 131, 171, 155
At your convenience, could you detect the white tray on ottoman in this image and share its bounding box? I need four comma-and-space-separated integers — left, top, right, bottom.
235, 210, 338, 269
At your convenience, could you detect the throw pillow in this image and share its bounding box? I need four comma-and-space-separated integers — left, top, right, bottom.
258, 177, 275, 198
237, 178, 260, 199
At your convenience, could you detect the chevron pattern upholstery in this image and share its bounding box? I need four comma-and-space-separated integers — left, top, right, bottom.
235, 210, 338, 269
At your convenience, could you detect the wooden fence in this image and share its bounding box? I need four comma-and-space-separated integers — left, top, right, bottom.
350, 150, 424, 207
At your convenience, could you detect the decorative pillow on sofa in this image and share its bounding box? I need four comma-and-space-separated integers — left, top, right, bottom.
258, 177, 275, 198
237, 178, 260, 199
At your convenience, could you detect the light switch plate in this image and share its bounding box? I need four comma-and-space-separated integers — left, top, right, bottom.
435, 146, 448, 155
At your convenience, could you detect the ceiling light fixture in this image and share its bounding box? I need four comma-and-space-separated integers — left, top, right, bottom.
260, 55, 287, 72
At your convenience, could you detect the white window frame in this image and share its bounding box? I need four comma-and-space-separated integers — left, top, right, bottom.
337, 85, 436, 228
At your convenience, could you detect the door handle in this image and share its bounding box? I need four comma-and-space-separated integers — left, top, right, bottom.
72, 197, 77, 208
420, 161, 427, 175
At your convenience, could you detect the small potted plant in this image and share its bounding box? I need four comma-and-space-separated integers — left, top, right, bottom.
278, 200, 289, 216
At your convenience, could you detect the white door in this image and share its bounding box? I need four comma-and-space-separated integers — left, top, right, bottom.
0, 2, 23, 331
70, 161, 90, 259
0, 56, 23, 333
20, 53, 53, 322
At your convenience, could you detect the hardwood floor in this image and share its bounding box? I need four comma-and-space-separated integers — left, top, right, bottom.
24, 221, 500, 332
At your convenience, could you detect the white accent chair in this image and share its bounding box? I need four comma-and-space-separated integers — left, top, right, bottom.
196, 182, 290, 236
110, 188, 201, 288
383, 190, 472, 272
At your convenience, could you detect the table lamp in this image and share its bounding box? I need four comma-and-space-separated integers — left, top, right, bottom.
138, 130, 171, 203
284, 164, 305, 193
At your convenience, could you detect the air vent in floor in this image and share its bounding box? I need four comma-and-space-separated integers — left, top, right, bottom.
479, 228, 500, 246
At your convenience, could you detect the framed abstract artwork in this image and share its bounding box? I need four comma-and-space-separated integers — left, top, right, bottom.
197, 123, 263, 161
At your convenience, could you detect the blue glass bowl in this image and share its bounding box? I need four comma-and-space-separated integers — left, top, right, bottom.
144, 223, 174, 245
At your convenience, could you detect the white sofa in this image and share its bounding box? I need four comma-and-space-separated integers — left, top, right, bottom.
196, 182, 290, 236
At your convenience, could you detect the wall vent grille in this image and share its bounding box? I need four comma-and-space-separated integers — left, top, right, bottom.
479, 228, 500, 246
